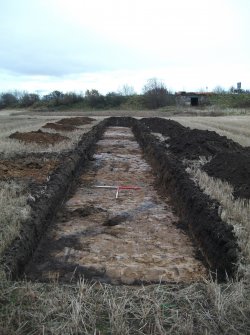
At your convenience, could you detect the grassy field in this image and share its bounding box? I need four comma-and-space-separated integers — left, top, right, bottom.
172, 115, 250, 147
0, 113, 99, 158
0, 109, 249, 334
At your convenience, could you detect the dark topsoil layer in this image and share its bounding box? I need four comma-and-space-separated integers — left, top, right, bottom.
42, 122, 78, 132
0, 158, 59, 183
204, 152, 250, 199
2, 117, 241, 282
9, 129, 68, 145
56, 117, 95, 126
141, 117, 250, 199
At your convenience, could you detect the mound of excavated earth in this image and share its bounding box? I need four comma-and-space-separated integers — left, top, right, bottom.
141, 117, 250, 199
42, 122, 78, 132
9, 130, 68, 145
141, 117, 243, 159
203, 152, 250, 199
56, 117, 95, 126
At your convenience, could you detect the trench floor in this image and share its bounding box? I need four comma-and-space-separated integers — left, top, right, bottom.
25, 127, 207, 284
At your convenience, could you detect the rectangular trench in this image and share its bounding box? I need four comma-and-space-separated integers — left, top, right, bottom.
24, 127, 207, 284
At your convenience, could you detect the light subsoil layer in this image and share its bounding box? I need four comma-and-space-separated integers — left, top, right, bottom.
24, 127, 207, 284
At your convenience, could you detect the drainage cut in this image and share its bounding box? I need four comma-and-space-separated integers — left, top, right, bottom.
24, 127, 207, 284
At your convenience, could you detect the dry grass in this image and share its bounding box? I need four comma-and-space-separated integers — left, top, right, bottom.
185, 158, 250, 276
172, 115, 250, 146
0, 181, 30, 257
0, 115, 98, 158
0, 278, 249, 335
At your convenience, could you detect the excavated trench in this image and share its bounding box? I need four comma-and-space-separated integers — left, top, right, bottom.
24, 127, 207, 284
2, 117, 239, 283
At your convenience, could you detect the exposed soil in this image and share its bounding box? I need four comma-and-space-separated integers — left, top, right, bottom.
56, 117, 95, 126
24, 127, 207, 284
42, 122, 78, 132
2, 117, 240, 283
141, 117, 243, 159
9, 130, 68, 145
2, 121, 107, 278
141, 117, 250, 199
130, 119, 239, 279
203, 152, 250, 199
0, 158, 59, 183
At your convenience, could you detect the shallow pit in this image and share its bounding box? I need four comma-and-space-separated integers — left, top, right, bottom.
24, 127, 207, 284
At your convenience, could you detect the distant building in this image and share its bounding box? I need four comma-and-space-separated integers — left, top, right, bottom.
175, 91, 213, 106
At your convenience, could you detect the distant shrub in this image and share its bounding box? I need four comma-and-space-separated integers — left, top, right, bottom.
0, 93, 18, 109
19, 93, 40, 107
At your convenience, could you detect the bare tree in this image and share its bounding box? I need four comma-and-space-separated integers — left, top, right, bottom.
142, 78, 169, 109
119, 84, 136, 96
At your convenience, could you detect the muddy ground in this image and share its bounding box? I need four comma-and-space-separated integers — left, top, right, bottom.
2, 117, 243, 283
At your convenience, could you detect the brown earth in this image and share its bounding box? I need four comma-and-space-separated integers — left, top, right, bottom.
0, 158, 59, 183
56, 117, 95, 126
42, 122, 78, 132
9, 130, 68, 145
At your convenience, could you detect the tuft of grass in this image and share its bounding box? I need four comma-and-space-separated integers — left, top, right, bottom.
0, 181, 31, 258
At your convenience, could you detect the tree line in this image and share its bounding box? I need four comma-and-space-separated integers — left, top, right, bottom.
0, 79, 175, 110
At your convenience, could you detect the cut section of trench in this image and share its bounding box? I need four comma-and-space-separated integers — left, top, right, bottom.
24, 127, 207, 284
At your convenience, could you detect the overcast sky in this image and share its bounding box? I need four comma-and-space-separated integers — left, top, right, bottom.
0, 0, 249, 94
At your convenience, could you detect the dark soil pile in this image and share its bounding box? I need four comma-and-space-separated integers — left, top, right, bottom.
141, 117, 243, 159
57, 117, 95, 126
0, 158, 58, 183
168, 129, 242, 160
203, 152, 250, 199
9, 130, 68, 145
42, 123, 78, 132
141, 117, 185, 138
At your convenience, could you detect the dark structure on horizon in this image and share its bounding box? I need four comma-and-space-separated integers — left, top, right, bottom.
175, 91, 213, 106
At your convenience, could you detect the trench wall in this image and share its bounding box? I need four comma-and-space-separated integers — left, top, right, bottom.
2, 117, 239, 280
106, 117, 239, 279
132, 121, 239, 280
2, 119, 109, 279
